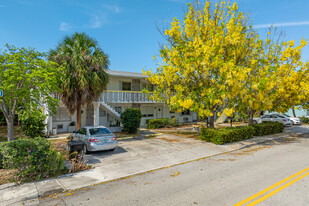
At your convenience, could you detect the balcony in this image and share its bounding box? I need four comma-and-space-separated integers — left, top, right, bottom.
96, 90, 160, 103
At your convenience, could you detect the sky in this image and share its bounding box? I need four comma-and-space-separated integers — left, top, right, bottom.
1, 0, 309, 73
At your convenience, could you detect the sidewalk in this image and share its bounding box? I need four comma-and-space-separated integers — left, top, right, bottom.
0, 128, 303, 206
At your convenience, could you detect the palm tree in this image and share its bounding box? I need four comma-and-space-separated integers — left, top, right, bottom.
48, 32, 109, 129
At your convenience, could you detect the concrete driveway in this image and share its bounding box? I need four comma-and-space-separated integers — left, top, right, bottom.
84, 131, 217, 167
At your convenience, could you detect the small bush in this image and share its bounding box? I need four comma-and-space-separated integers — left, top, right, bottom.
121, 108, 142, 134
251, 121, 284, 136
169, 117, 178, 127
148, 118, 170, 129
300, 117, 309, 124
201, 126, 255, 145
69, 121, 76, 126
20, 109, 46, 138
0, 138, 66, 183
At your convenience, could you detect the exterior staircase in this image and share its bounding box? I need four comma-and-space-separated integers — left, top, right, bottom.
99, 102, 121, 120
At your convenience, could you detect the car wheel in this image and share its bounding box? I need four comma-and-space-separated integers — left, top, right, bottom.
83, 145, 89, 154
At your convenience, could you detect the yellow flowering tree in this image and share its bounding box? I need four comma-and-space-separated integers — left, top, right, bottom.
144, 1, 257, 127
233, 29, 309, 124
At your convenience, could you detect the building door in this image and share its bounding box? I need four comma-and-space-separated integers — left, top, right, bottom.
156, 107, 163, 119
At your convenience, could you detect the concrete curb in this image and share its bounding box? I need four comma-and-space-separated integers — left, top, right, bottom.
0, 130, 304, 206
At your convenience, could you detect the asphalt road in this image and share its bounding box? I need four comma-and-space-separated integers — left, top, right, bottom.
38, 127, 309, 206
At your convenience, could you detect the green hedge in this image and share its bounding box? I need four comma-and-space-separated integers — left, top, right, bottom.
251, 121, 284, 136
147, 118, 178, 129
201, 126, 255, 145
300, 117, 309, 124
0, 138, 66, 183
147, 118, 170, 129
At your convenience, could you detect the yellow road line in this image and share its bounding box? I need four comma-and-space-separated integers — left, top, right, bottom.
234, 167, 309, 206
247, 171, 309, 205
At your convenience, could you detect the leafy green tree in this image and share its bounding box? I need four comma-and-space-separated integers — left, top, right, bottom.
0, 44, 60, 141
48, 32, 109, 130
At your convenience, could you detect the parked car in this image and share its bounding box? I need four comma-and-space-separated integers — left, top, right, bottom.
72, 126, 118, 153
253, 114, 292, 126
282, 114, 302, 125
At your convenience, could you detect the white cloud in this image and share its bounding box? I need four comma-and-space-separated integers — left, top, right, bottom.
89, 14, 107, 28
103, 4, 121, 13
254, 21, 309, 29
59, 22, 72, 31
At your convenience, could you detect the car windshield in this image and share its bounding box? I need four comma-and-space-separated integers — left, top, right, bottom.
89, 128, 111, 135
284, 114, 290, 117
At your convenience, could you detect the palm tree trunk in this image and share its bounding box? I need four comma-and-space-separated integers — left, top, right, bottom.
292, 108, 296, 117
76, 103, 82, 130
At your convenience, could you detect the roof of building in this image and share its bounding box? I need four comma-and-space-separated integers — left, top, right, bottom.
106, 70, 146, 78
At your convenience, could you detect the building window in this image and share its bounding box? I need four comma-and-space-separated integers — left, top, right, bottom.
122, 82, 131, 91
181, 109, 190, 115
53, 108, 71, 122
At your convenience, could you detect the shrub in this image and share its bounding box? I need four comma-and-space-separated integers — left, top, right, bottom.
0, 137, 66, 183
300, 117, 309, 124
121, 108, 142, 134
251, 121, 284, 136
20, 109, 46, 138
148, 118, 170, 129
169, 117, 178, 127
69, 121, 76, 126
201, 126, 255, 145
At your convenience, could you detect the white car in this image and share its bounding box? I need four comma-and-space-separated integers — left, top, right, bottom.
253, 114, 292, 126
282, 114, 301, 125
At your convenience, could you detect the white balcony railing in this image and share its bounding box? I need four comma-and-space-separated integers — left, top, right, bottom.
97, 90, 159, 103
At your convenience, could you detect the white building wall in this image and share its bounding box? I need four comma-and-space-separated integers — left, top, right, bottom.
50, 74, 199, 133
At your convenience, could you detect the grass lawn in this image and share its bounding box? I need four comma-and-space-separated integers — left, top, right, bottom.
161, 131, 201, 140
0, 125, 27, 142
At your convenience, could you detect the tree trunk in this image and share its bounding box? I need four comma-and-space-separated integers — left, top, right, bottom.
76, 103, 82, 130
209, 115, 216, 128
248, 110, 256, 125
230, 117, 233, 127
292, 108, 296, 117
6, 118, 14, 141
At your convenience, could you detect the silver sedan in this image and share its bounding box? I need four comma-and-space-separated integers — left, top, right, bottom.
72, 126, 118, 153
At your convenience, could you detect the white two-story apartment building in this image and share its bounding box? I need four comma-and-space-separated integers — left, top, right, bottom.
47, 70, 198, 133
